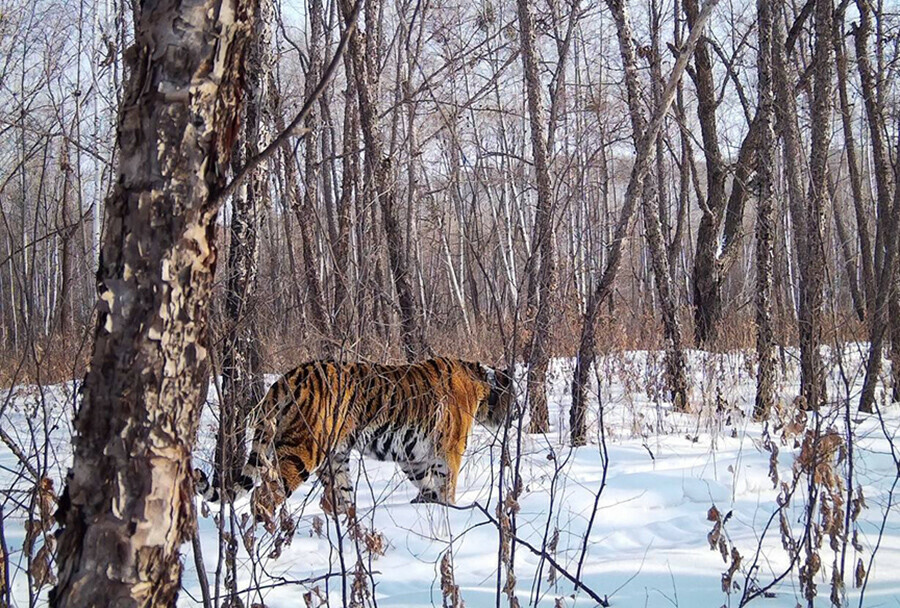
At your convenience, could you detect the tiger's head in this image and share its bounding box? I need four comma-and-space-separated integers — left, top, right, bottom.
477, 364, 516, 427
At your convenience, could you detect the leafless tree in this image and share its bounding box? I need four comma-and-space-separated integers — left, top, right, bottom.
51, 1, 257, 604
753, 0, 776, 421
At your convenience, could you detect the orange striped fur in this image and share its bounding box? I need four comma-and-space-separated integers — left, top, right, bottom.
196, 357, 514, 516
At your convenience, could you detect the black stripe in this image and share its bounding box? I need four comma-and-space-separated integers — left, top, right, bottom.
310, 364, 323, 401
246, 452, 262, 468
403, 429, 417, 460
278, 451, 310, 479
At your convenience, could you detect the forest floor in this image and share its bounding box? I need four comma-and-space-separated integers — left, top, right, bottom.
2, 346, 899, 607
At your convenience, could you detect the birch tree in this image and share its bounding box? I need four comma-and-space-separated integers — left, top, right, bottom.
753, 0, 776, 420
51, 1, 256, 605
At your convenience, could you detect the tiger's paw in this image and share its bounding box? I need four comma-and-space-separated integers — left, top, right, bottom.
410, 490, 443, 504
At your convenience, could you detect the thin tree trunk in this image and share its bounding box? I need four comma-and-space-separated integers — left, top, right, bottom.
773, 4, 808, 349
834, 13, 874, 308
799, 0, 832, 411
831, 177, 866, 322
288, 0, 332, 350
753, 0, 776, 420
516, 0, 556, 433
52, 2, 255, 605
571, 0, 716, 444
609, 0, 689, 410
856, 0, 900, 412
218, 0, 271, 496
341, 0, 427, 361
333, 69, 358, 342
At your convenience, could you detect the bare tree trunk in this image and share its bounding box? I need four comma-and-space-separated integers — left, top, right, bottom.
753, 0, 776, 421
831, 177, 866, 322
834, 13, 874, 309
609, 0, 689, 410
799, 0, 832, 410
56, 136, 76, 336
51, 1, 255, 605
516, 0, 556, 433
856, 0, 900, 412
685, 0, 726, 347
571, 0, 716, 443
333, 68, 358, 343
773, 4, 808, 354
287, 0, 332, 350
685, 0, 759, 347
218, 0, 271, 495
341, 0, 427, 361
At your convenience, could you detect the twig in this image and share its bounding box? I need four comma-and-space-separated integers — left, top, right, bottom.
447, 501, 610, 607
213, 0, 362, 207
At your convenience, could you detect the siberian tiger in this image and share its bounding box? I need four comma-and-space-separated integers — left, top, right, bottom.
195, 357, 514, 515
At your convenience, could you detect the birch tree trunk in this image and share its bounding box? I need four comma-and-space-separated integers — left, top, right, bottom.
753, 0, 776, 420
51, 2, 255, 605
799, 0, 832, 410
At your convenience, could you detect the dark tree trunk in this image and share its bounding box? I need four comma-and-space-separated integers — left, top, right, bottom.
218, 0, 271, 494
333, 70, 358, 343
283, 0, 332, 351
609, 0, 690, 411
51, 1, 255, 605
516, 0, 556, 433
571, 0, 716, 443
685, 0, 759, 348
856, 0, 900, 412
834, 14, 874, 309
798, 0, 832, 411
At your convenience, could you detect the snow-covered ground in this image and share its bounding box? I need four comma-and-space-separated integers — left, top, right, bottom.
2, 347, 899, 607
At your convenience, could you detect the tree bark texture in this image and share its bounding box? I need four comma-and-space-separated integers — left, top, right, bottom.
855, 0, 900, 412
607, 0, 689, 411
753, 0, 776, 421
571, 0, 716, 442
51, 2, 256, 606
799, 0, 832, 410
516, 0, 556, 433
218, 0, 271, 493
685, 0, 759, 347
833, 15, 874, 309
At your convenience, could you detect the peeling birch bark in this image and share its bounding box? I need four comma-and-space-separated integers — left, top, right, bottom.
51, 2, 256, 606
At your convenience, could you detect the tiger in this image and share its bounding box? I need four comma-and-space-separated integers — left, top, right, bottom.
194, 357, 515, 516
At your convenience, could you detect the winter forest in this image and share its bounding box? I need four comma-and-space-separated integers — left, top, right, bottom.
1, 0, 900, 605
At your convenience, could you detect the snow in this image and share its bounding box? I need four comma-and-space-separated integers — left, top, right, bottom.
2, 348, 899, 607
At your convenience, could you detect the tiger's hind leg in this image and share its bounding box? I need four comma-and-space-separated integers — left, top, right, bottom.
402, 457, 455, 505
